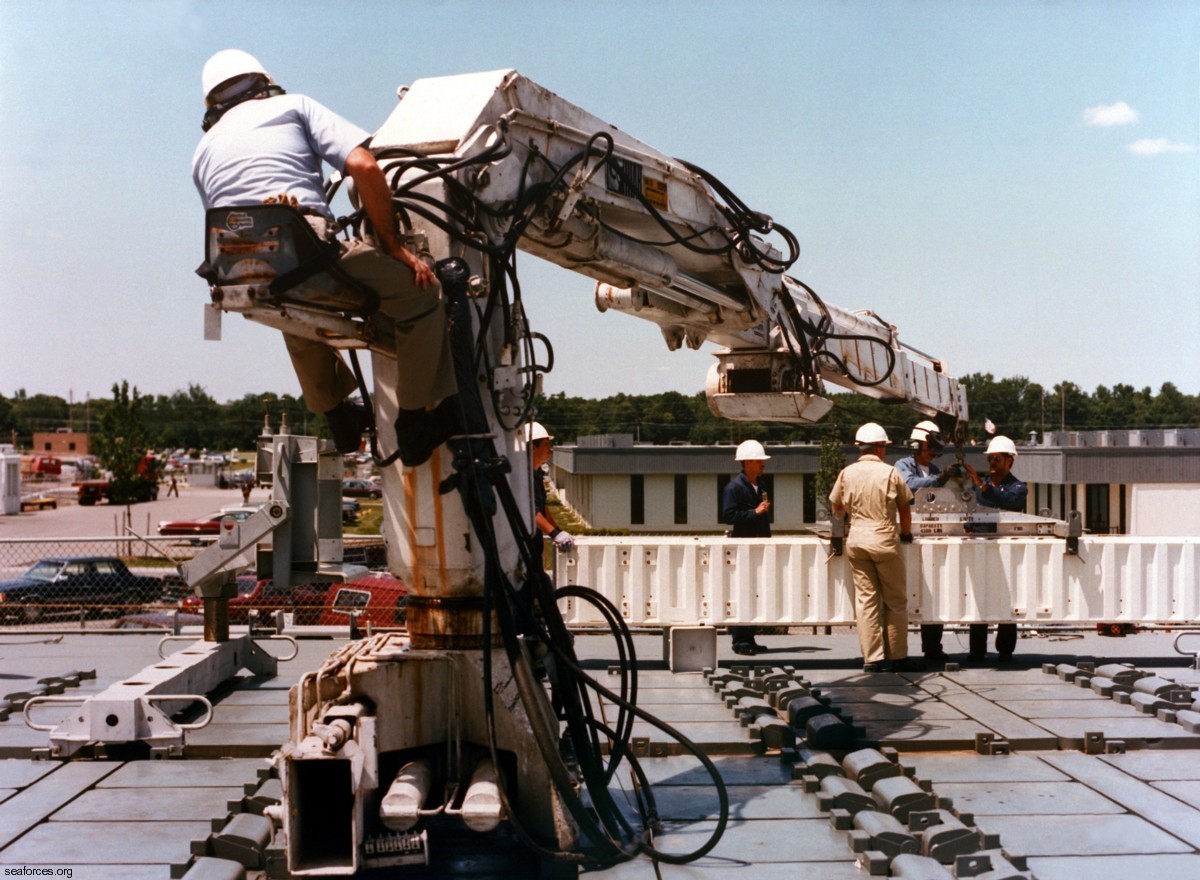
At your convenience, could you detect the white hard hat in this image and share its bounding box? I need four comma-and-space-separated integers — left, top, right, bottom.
735, 439, 770, 461
855, 422, 890, 445
528, 422, 553, 443
910, 420, 944, 446
202, 49, 269, 101
985, 436, 1018, 458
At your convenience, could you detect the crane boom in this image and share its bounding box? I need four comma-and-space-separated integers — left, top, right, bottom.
372, 69, 968, 427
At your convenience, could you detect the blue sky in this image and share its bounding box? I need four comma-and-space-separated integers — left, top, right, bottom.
1, 0, 1197, 409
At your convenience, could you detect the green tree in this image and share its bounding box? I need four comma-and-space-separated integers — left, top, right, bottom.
813, 424, 847, 517
1049, 381, 1091, 431
91, 381, 155, 504
1147, 382, 1192, 427
959, 373, 1047, 439
0, 393, 13, 441
10, 392, 70, 442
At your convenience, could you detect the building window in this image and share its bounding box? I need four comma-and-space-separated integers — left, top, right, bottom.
674, 474, 688, 525
716, 474, 731, 526
68, 442, 76, 451
802, 475, 815, 522
630, 474, 644, 525
1085, 484, 1109, 534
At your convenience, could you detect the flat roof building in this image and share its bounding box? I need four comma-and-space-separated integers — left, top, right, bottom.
549, 430, 1200, 537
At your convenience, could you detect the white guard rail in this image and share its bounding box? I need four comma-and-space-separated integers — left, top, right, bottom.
554, 536, 1200, 628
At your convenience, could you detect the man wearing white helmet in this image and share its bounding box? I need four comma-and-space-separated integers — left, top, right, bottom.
963, 435, 1027, 662
965, 436, 1027, 513
829, 423, 921, 673
722, 439, 773, 655
192, 50, 456, 459
528, 423, 573, 554
895, 421, 952, 492
895, 420, 954, 663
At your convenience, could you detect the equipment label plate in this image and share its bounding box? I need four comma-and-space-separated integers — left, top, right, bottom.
643, 177, 669, 212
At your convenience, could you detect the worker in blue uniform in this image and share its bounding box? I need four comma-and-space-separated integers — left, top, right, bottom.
965, 435, 1028, 662
896, 420, 955, 663
722, 440, 772, 655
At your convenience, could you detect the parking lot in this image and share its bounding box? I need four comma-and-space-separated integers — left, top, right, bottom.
2, 483, 267, 540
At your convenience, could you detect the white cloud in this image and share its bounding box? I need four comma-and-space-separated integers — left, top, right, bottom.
1083, 101, 1140, 127
1126, 138, 1195, 156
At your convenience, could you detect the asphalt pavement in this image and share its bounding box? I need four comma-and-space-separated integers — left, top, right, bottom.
0, 483, 260, 539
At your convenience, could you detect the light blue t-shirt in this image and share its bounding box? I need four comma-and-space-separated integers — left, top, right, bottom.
192, 93, 370, 219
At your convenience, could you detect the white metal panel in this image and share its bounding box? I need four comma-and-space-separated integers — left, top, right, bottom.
1130, 484, 1200, 536
555, 535, 1200, 627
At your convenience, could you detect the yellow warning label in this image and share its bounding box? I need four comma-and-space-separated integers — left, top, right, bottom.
643, 177, 669, 212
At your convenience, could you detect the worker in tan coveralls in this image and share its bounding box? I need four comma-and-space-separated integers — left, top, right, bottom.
829, 423, 923, 674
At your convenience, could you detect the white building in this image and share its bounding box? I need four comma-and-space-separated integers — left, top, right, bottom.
550, 430, 1200, 536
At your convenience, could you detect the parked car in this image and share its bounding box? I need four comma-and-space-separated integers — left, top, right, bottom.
342, 498, 360, 524
29, 456, 62, 477
319, 570, 407, 629
342, 479, 382, 499
229, 470, 256, 487
160, 572, 190, 600
158, 508, 257, 537
0, 557, 163, 624
180, 574, 331, 625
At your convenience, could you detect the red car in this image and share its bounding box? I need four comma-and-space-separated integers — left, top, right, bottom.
342, 479, 382, 499
180, 574, 330, 625
319, 571, 408, 629
158, 508, 257, 537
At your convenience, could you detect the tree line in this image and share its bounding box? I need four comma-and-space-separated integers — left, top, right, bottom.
1, 384, 313, 453
2, 374, 1196, 453
537, 375, 1199, 446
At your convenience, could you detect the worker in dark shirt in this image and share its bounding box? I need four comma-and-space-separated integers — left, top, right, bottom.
896, 420, 954, 663
722, 440, 772, 655
964, 435, 1028, 662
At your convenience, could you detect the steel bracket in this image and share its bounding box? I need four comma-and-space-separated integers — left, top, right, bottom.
23, 635, 283, 758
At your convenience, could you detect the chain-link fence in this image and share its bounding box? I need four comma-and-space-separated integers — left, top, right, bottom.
0, 535, 387, 631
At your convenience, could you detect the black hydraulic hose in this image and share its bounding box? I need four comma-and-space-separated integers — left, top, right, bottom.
490, 455, 728, 864
436, 266, 639, 864
785, 276, 899, 389
357, 133, 730, 866
554, 585, 637, 782
531, 609, 731, 864
488, 480, 639, 850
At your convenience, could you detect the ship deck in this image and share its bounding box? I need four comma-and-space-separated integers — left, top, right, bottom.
2, 626, 1199, 879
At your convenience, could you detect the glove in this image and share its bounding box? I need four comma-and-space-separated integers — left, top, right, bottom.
899, 532, 914, 544
551, 529, 575, 551
944, 463, 965, 480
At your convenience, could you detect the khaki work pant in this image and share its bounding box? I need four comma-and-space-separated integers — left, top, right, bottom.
847, 541, 908, 664
285, 238, 458, 414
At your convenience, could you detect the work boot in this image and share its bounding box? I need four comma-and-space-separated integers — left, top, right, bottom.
324, 400, 369, 454
394, 397, 461, 467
